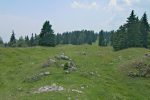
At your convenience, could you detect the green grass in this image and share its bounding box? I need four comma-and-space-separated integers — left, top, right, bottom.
0, 44, 150, 100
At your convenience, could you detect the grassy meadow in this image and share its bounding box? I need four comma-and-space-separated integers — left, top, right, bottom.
0, 44, 150, 100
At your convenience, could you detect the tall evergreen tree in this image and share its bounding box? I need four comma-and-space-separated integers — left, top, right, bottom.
113, 25, 127, 51
9, 30, 16, 47
56, 33, 62, 45
126, 10, 141, 47
34, 34, 39, 46
39, 21, 56, 47
99, 30, 105, 46
0, 36, 3, 45
25, 35, 30, 46
140, 13, 150, 48
17, 36, 26, 47
30, 33, 35, 46
148, 32, 150, 48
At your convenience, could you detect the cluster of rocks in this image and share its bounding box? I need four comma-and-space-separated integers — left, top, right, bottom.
24, 71, 50, 83
128, 61, 150, 78
42, 58, 56, 68
145, 54, 150, 57
55, 53, 71, 61
41, 53, 77, 74
55, 53, 77, 73
33, 83, 64, 94
63, 61, 77, 74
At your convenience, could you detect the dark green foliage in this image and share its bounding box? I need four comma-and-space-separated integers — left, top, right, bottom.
126, 10, 141, 47
39, 21, 56, 47
30, 33, 35, 46
99, 30, 105, 46
148, 32, 150, 48
56, 33, 62, 45
110, 31, 114, 46
113, 10, 150, 51
34, 34, 39, 46
25, 35, 30, 46
9, 30, 16, 47
140, 13, 150, 48
0, 36, 3, 47
56, 30, 97, 45
0, 36, 3, 44
17, 36, 26, 47
113, 25, 127, 51
64, 63, 69, 70
99, 30, 112, 46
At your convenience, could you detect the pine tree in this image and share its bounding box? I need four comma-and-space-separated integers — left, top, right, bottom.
140, 13, 150, 48
113, 25, 127, 51
148, 32, 150, 48
0, 36, 3, 44
17, 36, 26, 47
34, 34, 39, 46
99, 30, 105, 46
110, 31, 114, 46
9, 30, 16, 47
39, 21, 56, 47
25, 36, 30, 46
56, 33, 62, 45
30, 33, 34, 46
126, 10, 141, 47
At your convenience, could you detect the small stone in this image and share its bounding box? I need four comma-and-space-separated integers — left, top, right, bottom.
72, 89, 83, 94
44, 72, 50, 75
81, 86, 84, 89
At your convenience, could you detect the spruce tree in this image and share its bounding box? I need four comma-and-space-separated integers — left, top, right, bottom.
148, 32, 150, 48
9, 30, 16, 47
34, 34, 39, 46
140, 13, 150, 48
0, 36, 3, 44
30, 33, 34, 46
113, 25, 127, 51
99, 30, 105, 46
39, 21, 56, 47
126, 10, 141, 47
25, 36, 30, 46
17, 36, 26, 47
56, 33, 62, 45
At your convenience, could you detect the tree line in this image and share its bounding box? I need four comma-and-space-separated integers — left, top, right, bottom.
0, 10, 150, 51
0, 21, 98, 47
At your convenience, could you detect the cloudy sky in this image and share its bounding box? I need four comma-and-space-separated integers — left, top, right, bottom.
0, 0, 150, 42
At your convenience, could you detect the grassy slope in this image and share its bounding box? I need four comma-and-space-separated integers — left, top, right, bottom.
0, 44, 150, 100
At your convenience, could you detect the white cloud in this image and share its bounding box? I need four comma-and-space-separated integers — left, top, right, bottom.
108, 0, 123, 11
109, 0, 117, 7
71, 1, 99, 10
124, 0, 131, 6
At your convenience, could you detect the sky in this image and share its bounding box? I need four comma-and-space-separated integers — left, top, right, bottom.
0, 0, 150, 42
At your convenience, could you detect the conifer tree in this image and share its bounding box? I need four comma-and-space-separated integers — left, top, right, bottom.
9, 30, 16, 47
140, 13, 150, 48
39, 21, 56, 47
17, 36, 26, 47
25, 36, 30, 46
99, 30, 105, 46
30, 33, 34, 46
0, 36, 3, 45
126, 10, 141, 47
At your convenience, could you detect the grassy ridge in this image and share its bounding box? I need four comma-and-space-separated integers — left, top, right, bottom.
0, 45, 150, 100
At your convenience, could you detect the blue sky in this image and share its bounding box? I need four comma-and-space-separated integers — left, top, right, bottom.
0, 0, 150, 42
